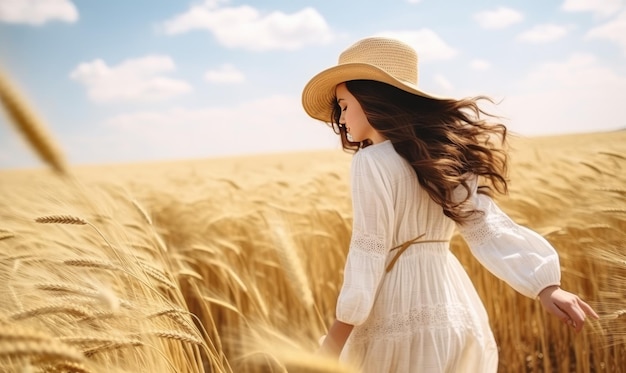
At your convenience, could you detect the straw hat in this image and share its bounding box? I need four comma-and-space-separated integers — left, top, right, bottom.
302, 37, 442, 122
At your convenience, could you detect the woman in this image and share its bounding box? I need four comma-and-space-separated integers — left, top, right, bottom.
301, 37, 598, 372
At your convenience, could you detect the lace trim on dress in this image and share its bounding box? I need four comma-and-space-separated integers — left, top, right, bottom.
458, 204, 519, 247
350, 303, 484, 344
350, 230, 387, 256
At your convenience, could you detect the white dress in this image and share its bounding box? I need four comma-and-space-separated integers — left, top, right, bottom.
337, 140, 561, 372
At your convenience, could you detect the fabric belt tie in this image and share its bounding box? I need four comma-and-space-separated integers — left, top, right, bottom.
385, 233, 449, 273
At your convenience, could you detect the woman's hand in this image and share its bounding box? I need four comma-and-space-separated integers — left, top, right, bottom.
317, 320, 353, 358
538, 285, 599, 333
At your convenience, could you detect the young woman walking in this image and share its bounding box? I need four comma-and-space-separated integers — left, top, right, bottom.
301, 37, 598, 372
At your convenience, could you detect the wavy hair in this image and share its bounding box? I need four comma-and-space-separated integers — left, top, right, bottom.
328, 80, 509, 224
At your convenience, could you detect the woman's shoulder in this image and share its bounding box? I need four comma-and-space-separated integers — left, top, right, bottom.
352, 140, 411, 178
354, 140, 395, 162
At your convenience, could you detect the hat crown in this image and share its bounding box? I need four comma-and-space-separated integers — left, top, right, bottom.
338, 37, 418, 85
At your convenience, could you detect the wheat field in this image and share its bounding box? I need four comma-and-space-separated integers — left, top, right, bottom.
1, 70, 625, 372
0, 130, 624, 373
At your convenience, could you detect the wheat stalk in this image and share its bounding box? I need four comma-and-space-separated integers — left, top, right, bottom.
131, 198, 153, 225
148, 308, 189, 319
177, 268, 203, 281
595, 187, 626, 195
579, 161, 603, 174
241, 329, 358, 373
34, 215, 118, 261
42, 361, 94, 373
138, 261, 177, 290
60, 336, 120, 345
263, 212, 330, 335
598, 151, 626, 160
51, 294, 125, 311
0, 340, 84, 363
265, 214, 314, 308
0, 68, 68, 175
148, 308, 197, 335
10, 304, 93, 320
153, 231, 169, 253
63, 258, 118, 270
82, 339, 144, 357
60, 335, 140, 345
601, 208, 626, 214
59, 335, 144, 358
0, 231, 15, 240
0, 324, 53, 342
601, 309, 626, 320
36, 282, 101, 298
35, 216, 175, 311
139, 330, 202, 345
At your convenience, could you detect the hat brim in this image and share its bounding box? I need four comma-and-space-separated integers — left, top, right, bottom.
302, 62, 443, 123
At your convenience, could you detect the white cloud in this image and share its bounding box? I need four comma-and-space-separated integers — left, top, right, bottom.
161, 1, 333, 51
433, 74, 453, 91
501, 53, 626, 135
523, 54, 617, 86
470, 59, 491, 70
69, 55, 192, 103
0, 0, 78, 25
375, 29, 457, 62
561, 0, 624, 17
474, 7, 524, 29
407, 0, 422, 3
585, 10, 626, 55
517, 24, 569, 43
204, 64, 245, 84
102, 95, 338, 160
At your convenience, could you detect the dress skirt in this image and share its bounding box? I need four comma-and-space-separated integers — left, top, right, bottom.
340, 243, 499, 373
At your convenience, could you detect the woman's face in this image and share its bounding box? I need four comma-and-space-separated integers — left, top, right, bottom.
335, 83, 385, 144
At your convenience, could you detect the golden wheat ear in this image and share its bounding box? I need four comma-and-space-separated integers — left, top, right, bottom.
0, 68, 68, 175
35, 215, 87, 225
602, 310, 626, 320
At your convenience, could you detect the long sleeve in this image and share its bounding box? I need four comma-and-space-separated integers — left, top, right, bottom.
454, 177, 561, 299
336, 150, 395, 326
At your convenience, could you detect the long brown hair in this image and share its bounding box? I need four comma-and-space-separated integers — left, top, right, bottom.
328, 79, 509, 224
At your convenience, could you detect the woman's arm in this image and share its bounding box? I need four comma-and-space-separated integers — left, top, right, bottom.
453, 178, 598, 331
318, 320, 354, 358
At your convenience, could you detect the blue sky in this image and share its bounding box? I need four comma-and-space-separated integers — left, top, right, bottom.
1, 0, 625, 169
